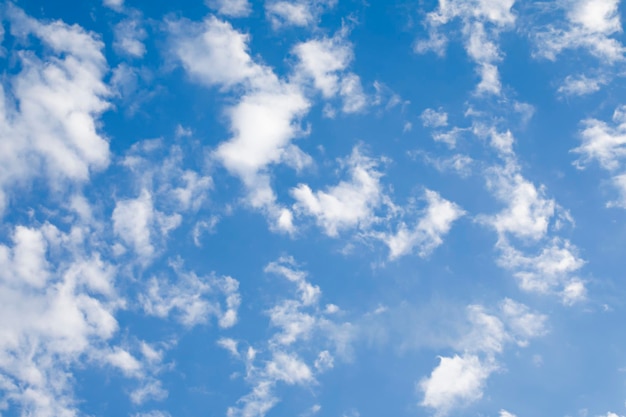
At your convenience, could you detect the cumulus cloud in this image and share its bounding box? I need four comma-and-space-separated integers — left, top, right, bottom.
573, 105, 626, 207
420, 354, 496, 416
112, 189, 182, 263
497, 239, 586, 304
533, 0, 625, 62
292, 147, 385, 236
419, 299, 547, 415
0, 222, 121, 416
0, 5, 111, 215
169, 16, 311, 232
471, 125, 587, 302
383, 190, 465, 259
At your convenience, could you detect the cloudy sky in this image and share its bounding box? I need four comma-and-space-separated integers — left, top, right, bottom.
1, 0, 626, 416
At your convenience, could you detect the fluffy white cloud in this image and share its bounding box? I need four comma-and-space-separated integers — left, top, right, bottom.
482, 162, 555, 241
112, 189, 182, 263
265, 0, 337, 28
293, 35, 354, 98
293, 33, 367, 113
573, 105, 626, 207
0, 223, 121, 416
292, 147, 384, 236
420, 299, 546, 415
533, 0, 624, 62
0, 6, 111, 215
420, 354, 496, 416
497, 238, 586, 304
169, 16, 312, 232
384, 190, 465, 259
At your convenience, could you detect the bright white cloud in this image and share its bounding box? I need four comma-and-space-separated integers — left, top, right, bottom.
169, 16, 312, 232
292, 147, 384, 236
112, 189, 182, 263
420, 354, 496, 416
533, 0, 625, 62
0, 223, 120, 416
384, 190, 465, 259
497, 238, 586, 303
573, 106, 626, 207
0, 6, 111, 215
420, 299, 546, 415
482, 162, 555, 241
293, 35, 354, 98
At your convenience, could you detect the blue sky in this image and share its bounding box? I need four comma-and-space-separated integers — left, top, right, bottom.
1, 0, 626, 417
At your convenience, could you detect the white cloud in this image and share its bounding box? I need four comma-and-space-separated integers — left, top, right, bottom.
293, 35, 354, 98
497, 238, 586, 303
0, 223, 121, 416
482, 162, 555, 241
340, 73, 367, 113
533, 0, 624, 62
420, 354, 496, 416
421, 108, 448, 128
558, 74, 607, 96
113, 15, 147, 58
573, 106, 626, 207
207, 0, 252, 17
574, 106, 626, 170
103, 0, 124, 10
0, 6, 111, 215
112, 189, 182, 264
140, 261, 241, 328
169, 16, 311, 232
265, 0, 337, 28
292, 147, 384, 236
415, 0, 516, 95
500, 411, 517, 417
383, 190, 465, 259
227, 258, 354, 417
292, 33, 368, 113
420, 299, 546, 415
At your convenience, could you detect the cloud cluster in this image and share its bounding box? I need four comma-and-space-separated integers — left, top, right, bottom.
420, 299, 547, 415
573, 105, 626, 208
0, 6, 111, 215
416, 0, 518, 95
220, 257, 354, 417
